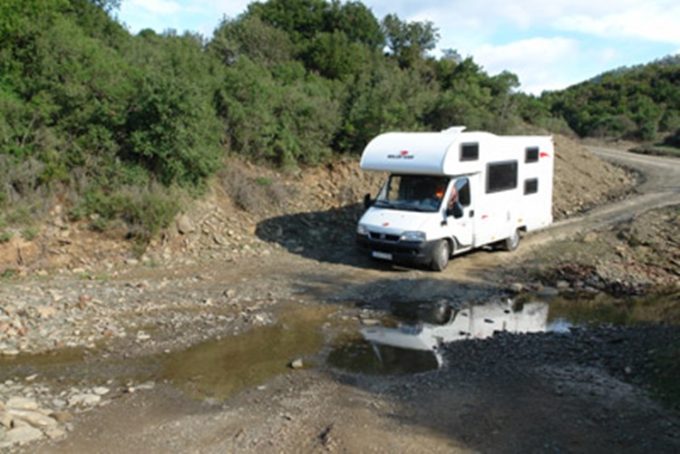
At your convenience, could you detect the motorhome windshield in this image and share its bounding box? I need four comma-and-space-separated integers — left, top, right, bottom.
375, 175, 450, 212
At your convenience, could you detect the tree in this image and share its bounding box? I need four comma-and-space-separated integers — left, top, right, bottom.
381, 14, 439, 68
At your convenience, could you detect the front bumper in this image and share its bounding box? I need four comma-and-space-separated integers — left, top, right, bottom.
356, 234, 438, 266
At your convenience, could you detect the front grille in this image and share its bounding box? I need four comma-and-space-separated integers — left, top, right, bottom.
368, 231, 400, 242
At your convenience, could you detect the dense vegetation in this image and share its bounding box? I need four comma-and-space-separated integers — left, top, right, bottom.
0, 0, 677, 246
542, 56, 680, 141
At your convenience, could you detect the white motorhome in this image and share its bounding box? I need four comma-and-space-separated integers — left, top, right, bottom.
356, 126, 554, 270
362, 300, 549, 366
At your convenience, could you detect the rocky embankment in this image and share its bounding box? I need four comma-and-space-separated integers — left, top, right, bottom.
0, 135, 633, 274
506, 205, 680, 298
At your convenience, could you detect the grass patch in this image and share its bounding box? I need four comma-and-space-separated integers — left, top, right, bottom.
0, 231, 13, 243
0, 268, 18, 279
21, 226, 39, 241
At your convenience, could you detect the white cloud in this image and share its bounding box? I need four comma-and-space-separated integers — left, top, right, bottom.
556, 3, 680, 45
369, 1, 680, 44
472, 38, 580, 94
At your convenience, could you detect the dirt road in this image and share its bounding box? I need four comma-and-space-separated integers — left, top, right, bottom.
2, 147, 679, 453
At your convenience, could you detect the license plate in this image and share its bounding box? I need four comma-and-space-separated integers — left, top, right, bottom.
372, 251, 393, 260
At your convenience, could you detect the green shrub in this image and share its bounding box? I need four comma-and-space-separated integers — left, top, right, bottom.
21, 226, 38, 240
80, 185, 181, 246
0, 231, 13, 243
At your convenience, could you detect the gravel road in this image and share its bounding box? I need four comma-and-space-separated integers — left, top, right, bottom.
1, 146, 679, 453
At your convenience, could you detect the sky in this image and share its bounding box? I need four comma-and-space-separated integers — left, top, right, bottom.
116, 0, 680, 94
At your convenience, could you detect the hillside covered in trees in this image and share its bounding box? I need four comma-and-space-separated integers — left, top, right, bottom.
542, 55, 680, 141
1, 0, 678, 244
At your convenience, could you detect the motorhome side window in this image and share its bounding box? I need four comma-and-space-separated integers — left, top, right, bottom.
486, 161, 518, 193
524, 178, 539, 195
525, 147, 539, 163
460, 143, 479, 161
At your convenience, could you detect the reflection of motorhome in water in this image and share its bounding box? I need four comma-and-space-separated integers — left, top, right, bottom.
356, 126, 554, 270
362, 301, 549, 366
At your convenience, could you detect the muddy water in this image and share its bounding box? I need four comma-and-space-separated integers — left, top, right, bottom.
161, 304, 332, 399
2, 293, 676, 403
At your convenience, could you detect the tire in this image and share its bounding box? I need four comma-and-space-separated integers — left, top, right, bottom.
503, 229, 520, 252
417, 300, 453, 325
430, 240, 451, 271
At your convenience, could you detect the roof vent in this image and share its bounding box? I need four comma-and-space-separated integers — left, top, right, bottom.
441, 126, 466, 134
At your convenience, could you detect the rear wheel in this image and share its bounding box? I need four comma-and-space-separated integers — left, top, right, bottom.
430, 240, 451, 271
503, 229, 521, 251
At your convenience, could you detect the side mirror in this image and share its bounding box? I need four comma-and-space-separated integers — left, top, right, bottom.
446, 204, 464, 219
363, 193, 373, 209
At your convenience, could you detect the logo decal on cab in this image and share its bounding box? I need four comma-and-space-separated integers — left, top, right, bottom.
387, 150, 414, 160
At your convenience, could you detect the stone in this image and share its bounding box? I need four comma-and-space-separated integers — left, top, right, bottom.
360, 318, 380, 326
6, 397, 38, 411
176, 214, 196, 235
4, 426, 43, 445
509, 282, 524, 293
93, 386, 110, 396
583, 232, 598, 243
45, 427, 66, 440
68, 393, 100, 407
9, 409, 57, 428
136, 381, 155, 391
556, 280, 571, 290
290, 358, 304, 369
36, 306, 57, 319
536, 286, 559, 297
0, 411, 12, 428
50, 411, 73, 424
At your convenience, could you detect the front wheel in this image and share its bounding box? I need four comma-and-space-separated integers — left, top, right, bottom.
430, 240, 451, 271
503, 229, 521, 251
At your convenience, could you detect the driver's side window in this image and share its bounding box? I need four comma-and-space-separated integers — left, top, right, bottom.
456, 178, 471, 206
448, 178, 470, 218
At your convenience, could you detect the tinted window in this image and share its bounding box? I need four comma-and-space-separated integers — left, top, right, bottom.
525, 147, 539, 163
460, 143, 479, 161
524, 178, 539, 195
486, 161, 518, 193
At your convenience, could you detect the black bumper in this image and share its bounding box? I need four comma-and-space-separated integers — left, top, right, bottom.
356, 234, 438, 266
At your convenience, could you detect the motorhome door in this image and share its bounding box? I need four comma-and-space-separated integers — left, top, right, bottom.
444, 176, 475, 247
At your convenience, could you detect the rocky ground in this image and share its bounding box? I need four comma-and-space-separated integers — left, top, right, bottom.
0, 143, 676, 451
504, 205, 680, 298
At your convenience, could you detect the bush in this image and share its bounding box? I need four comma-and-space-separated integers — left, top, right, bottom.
664, 128, 680, 147
123, 33, 223, 188
80, 185, 181, 245
220, 165, 292, 215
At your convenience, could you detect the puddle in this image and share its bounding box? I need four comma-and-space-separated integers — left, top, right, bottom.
4, 291, 675, 402
160, 304, 332, 400
327, 340, 440, 374
328, 300, 553, 375
546, 291, 680, 326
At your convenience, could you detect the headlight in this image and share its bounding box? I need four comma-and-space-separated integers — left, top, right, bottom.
357, 224, 368, 235
400, 231, 426, 242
